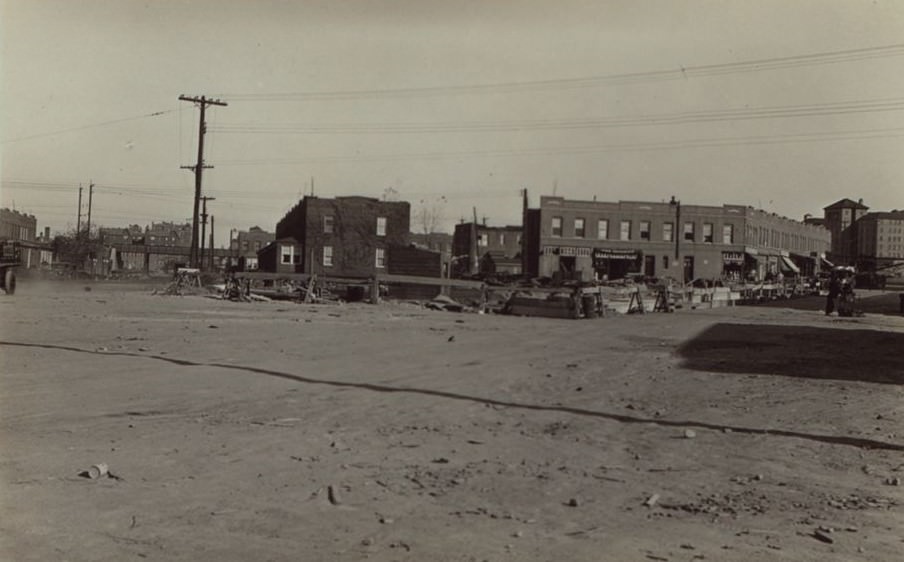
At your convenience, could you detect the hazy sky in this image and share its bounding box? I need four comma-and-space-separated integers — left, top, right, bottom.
2, 0, 904, 245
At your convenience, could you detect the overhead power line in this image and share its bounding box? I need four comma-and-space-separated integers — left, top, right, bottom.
1, 109, 178, 144
215, 43, 904, 101
209, 125, 904, 167
208, 96, 904, 135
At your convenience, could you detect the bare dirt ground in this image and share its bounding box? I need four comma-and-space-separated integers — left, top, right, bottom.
1, 281, 903, 562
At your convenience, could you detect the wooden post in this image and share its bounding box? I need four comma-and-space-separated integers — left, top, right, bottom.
371, 276, 381, 304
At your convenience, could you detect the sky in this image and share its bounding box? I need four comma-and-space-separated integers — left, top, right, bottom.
2, 0, 904, 247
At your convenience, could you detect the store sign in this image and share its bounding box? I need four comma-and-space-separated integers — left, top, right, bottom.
593, 248, 640, 261
542, 246, 591, 257
722, 251, 744, 265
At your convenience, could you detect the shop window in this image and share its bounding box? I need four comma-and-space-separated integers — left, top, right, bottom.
722, 224, 734, 244
663, 222, 673, 242
639, 221, 651, 240
375, 248, 386, 268
322, 246, 333, 267
683, 222, 695, 242
703, 223, 714, 243
590, 220, 603, 240
620, 220, 631, 241
323, 215, 334, 234
376, 217, 387, 236
551, 216, 563, 237
575, 218, 586, 238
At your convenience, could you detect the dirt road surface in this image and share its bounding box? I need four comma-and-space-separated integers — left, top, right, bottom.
2, 283, 902, 561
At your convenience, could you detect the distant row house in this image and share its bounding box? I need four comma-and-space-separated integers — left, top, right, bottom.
523, 196, 831, 283
0, 208, 53, 270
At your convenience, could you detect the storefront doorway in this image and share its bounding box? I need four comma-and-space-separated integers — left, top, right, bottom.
683, 256, 694, 283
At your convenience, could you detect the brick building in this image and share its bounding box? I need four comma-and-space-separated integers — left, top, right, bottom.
274, 196, 410, 277
822, 198, 870, 266
853, 210, 904, 270
451, 222, 522, 277
230, 226, 274, 270
523, 196, 831, 283
0, 208, 53, 270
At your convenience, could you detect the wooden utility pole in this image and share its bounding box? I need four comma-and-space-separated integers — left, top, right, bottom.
179, 95, 227, 267
77, 185, 83, 239
86, 182, 94, 240
199, 195, 215, 270
470, 207, 479, 275
208, 215, 215, 271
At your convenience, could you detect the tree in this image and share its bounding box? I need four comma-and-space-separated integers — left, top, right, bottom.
414, 196, 447, 246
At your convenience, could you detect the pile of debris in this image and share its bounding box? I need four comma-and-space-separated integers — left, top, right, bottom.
153, 268, 206, 297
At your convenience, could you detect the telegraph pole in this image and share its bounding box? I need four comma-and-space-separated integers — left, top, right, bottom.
199, 195, 215, 270
86, 182, 94, 240
208, 215, 215, 271
77, 185, 83, 239
179, 95, 227, 267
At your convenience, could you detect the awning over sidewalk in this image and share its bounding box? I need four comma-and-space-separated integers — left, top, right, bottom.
780, 255, 800, 273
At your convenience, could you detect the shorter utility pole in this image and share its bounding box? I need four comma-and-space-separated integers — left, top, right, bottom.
208, 215, 215, 271
199, 195, 215, 270
77, 185, 83, 239
86, 182, 94, 240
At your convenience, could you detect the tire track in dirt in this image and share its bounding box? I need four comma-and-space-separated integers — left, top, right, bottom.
3, 339, 903, 452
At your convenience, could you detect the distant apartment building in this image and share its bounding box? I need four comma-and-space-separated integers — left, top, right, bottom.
273, 196, 410, 277
0, 208, 53, 269
451, 222, 522, 277
145, 221, 192, 247
822, 198, 870, 266
853, 210, 904, 270
99, 225, 145, 245
230, 226, 274, 270
523, 196, 831, 283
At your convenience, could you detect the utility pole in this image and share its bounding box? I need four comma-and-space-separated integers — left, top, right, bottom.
179, 94, 227, 267
470, 207, 479, 275
77, 185, 83, 239
199, 195, 215, 271
208, 215, 215, 271
86, 182, 94, 240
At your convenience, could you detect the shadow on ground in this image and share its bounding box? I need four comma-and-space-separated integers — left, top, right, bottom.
677, 323, 904, 384
753, 292, 904, 316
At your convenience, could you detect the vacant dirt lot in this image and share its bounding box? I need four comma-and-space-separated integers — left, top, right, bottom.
1, 282, 902, 561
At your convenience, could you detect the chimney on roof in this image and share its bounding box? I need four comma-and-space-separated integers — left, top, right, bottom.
858, 198, 863, 205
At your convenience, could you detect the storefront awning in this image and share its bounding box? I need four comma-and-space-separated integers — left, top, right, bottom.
780, 255, 800, 273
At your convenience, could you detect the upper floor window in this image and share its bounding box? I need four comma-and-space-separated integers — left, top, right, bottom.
722, 224, 734, 244
478, 233, 489, 247
597, 219, 608, 240
551, 216, 563, 237
683, 222, 695, 242
375, 247, 386, 268
323, 215, 334, 234
281, 245, 294, 264
639, 221, 651, 240
663, 222, 674, 242
574, 218, 586, 238
702, 223, 714, 243
376, 217, 387, 236
620, 220, 631, 241
499, 233, 506, 245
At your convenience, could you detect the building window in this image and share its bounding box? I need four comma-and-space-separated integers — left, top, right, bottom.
499, 233, 505, 245
620, 220, 631, 241
574, 218, 586, 238
597, 219, 608, 240
551, 216, 563, 237
683, 222, 695, 242
478, 233, 489, 247
702, 223, 714, 243
662, 256, 669, 270
375, 247, 386, 268
663, 222, 674, 242
281, 245, 294, 264
639, 221, 651, 240
322, 246, 333, 267
722, 224, 734, 244
323, 215, 334, 234
376, 216, 387, 236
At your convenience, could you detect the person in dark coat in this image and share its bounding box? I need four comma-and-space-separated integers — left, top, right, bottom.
825, 273, 841, 315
